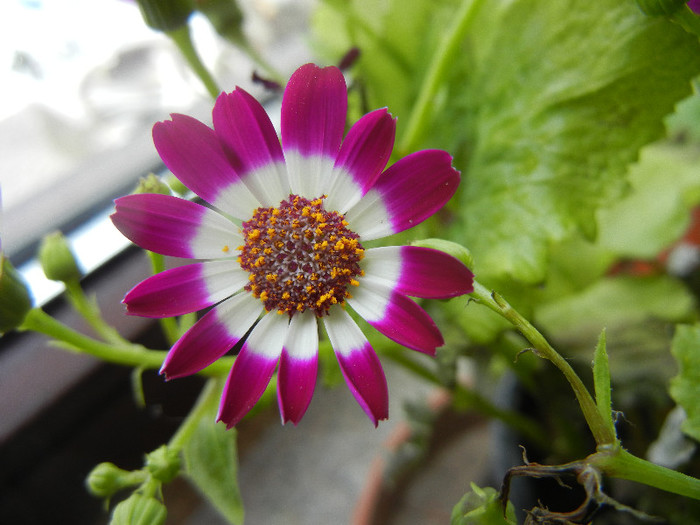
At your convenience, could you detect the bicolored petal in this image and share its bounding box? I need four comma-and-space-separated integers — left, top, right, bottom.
277, 310, 319, 425
123, 261, 248, 318
160, 292, 262, 379
281, 63, 347, 199
212, 89, 289, 207
111, 194, 242, 259
362, 246, 474, 299
325, 108, 396, 213
345, 150, 460, 241
152, 114, 259, 219
347, 281, 443, 355
218, 312, 289, 428
323, 308, 388, 426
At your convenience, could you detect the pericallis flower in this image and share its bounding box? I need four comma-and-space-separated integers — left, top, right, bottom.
111, 63, 473, 428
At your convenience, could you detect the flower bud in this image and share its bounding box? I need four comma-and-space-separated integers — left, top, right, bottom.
636, 0, 687, 15
145, 445, 181, 484
196, 0, 246, 48
136, 0, 193, 33
110, 493, 167, 525
86, 462, 146, 499
133, 174, 171, 196
0, 256, 32, 333
38, 231, 82, 283
410, 238, 474, 269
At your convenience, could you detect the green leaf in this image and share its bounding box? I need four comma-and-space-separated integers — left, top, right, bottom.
669, 324, 700, 442
182, 398, 244, 524
535, 275, 695, 343
452, 0, 700, 282
451, 483, 517, 525
593, 329, 616, 439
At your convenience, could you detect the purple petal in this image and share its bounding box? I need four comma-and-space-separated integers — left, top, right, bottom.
688, 0, 700, 14
123, 261, 248, 318
348, 284, 443, 355
323, 308, 388, 426
277, 310, 319, 425
345, 150, 460, 241
362, 246, 474, 299
281, 64, 347, 198
160, 293, 262, 379
212, 89, 289, 207
111, 194, 242, 259
218, 312, 289, 428
153, 114, 259, 219
325, 108, 396, 213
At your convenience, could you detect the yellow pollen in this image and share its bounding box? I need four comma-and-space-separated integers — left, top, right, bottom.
222, 245, 230, 253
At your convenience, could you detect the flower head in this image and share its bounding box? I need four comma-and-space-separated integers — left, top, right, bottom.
111, 63, 473, 428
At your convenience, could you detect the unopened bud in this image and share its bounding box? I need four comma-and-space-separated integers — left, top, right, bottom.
38, 231, 82, 283
133, 174, 171, 196
137, 0, 193, 33
86, 462, 146, 499
0, 256, 32, 333
145, 445, 181, 484
110, 493, 167, 525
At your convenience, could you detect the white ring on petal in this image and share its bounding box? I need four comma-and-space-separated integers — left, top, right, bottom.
360, 247, 402, 291
241, 161, 290, 208
284, 309, 319, 360
210, 180, 261, 222
245, 309, 290, 359
324, 166, 364, 214
285, 150, 334, 200
323, 306, 368, 355
190, 211, 243, 259
344, 188, 391, 241
346, 280, 392, 324
201, 261, 249, 304
218, 292, 265, 336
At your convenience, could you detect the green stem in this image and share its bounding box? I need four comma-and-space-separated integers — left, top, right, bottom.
147, 252, 181, 346
590, 446, 700, 501
168, 25, 221, 100
64, 279, 130, 346
18, 308, 233, 376
470, 281, 616, 446
398, 0, 485, 154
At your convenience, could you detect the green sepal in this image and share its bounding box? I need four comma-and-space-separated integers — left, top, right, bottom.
145, 445, 181, 484
109, 493, 167, 525
592, 329, 616, 442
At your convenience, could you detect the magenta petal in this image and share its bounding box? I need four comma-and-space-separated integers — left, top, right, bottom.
323, 309, 388, 426
347, 150, 460, 240
124, 261, 247, 318
326, 108, 396, 212
277, 311, 319, 425
111, 193, 241, 259
153, 114, 259, 219
212, 89, 288, 206
281, 63, 347, 158
160, 293, 262, 380
217, 312, 289, 428
363, 246, 474, 299
348, 286, 444, 356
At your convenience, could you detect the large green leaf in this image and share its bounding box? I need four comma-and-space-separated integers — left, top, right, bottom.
182, 390, 244, 524
452, 0, 700, 282
670, 324, 700, 442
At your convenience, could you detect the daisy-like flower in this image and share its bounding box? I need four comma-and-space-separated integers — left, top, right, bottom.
111, 63, 473, 428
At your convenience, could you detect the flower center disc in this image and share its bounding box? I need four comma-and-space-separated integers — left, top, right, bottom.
238, 195, 365, 317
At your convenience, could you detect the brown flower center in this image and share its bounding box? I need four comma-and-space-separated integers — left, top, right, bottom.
238, 195, 364, 317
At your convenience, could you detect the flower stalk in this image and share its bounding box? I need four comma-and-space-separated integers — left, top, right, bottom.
469, 280, 617, 446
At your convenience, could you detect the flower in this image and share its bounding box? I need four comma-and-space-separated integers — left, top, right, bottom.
111, 63, 473, 428
688, 0, 700, 13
